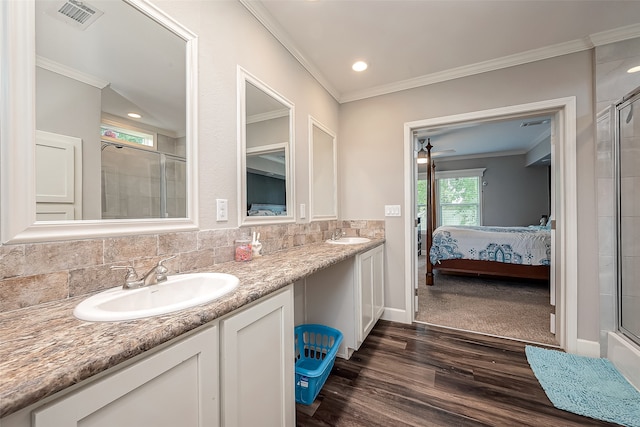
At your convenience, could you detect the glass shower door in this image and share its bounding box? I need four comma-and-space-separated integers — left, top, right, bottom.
617, 89, 640, 346
101, 145, 161, 219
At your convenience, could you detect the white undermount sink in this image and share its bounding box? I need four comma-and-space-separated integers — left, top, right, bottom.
74, 272, 239, 322
326, 237, 371, 245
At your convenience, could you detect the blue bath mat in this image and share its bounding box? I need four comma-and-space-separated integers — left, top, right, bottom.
525, 345, 640, 426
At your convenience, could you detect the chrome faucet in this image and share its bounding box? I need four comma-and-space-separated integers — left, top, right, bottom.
331, 228, 344, 240
111, 255, 177, 290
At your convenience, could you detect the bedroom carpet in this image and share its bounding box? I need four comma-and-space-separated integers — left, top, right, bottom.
525, 345, 640, 426
416, 257, 557, 345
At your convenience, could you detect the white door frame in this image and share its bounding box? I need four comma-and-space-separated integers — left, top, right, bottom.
402, 97, 577, 353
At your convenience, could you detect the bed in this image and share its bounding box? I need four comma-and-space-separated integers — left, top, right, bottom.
422, 141, 550, 284
247, 203, 287, 216
429, 225, 550, 281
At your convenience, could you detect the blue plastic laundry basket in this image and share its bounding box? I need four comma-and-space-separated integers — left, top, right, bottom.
294, 324, 343, 405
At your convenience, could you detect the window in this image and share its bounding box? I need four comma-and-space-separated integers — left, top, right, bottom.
100, 120, 156, 150
416, 178, 428, 229
435, 168, 485, 226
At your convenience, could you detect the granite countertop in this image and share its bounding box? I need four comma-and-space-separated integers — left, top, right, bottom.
0, 239, 383, 419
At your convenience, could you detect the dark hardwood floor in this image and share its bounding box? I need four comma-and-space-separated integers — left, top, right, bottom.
296, 320, 620, 427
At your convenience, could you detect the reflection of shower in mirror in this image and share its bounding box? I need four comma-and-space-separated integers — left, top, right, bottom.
101, 144, 186, 219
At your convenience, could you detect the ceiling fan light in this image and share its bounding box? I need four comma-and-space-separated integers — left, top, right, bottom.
417, 149, 428, 164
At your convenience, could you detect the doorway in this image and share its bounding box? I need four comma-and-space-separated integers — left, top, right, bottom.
413, 129, 555, 344
403, 97, 578, 352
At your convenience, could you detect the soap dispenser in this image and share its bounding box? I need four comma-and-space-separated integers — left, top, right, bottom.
252, 232, 262, 257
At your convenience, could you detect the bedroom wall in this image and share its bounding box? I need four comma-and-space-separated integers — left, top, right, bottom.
339, 51, 599, 343
434, 154, 550, 227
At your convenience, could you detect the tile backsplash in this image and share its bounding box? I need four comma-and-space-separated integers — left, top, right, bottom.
0, 220, 384, 312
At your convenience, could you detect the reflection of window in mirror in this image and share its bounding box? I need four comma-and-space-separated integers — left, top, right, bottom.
309, 117, 337, 220
100, 121, 156, 150
240, 69, 294, 225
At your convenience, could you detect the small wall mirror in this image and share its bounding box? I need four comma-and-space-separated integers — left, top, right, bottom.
309, 117, 337, 219
239, 69, 294, 225
0, 0, 198, 243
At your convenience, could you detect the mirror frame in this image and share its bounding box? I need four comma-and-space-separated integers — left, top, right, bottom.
308, 116, 337, 220
238, 67, 295, 226
0, 0, 199, 243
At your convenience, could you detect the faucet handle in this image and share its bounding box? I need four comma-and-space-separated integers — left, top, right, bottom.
155, 255, 177, 281
111, 265, 142, 289
157, 255, 177, 271
158, 255, 177, 265
111, 265, 138, 281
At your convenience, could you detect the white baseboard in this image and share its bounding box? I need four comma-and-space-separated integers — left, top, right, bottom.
608, 332, 640, 391
380, 307, 410, 324
576, 338, 600, 357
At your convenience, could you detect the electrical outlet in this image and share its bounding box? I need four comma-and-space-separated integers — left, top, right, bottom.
300, 203, 306, 219
384, 205, 401, 217
216, 199, 228, 221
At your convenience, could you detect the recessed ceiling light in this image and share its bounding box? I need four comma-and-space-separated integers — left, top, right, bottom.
127, 112, 142, 119
627, 65, 640, 74
352, 61, 368, 72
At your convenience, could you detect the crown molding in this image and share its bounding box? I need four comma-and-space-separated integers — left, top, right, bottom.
240, 1, 640, 105
247, 109, 289, 124
36, 55, 109, 89
239, 0, 340, 102
589, 23, 640, 47
434, 149, 528, 163
339, 38, 591, 103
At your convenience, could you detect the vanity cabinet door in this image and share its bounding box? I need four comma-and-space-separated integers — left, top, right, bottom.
372, 244, 385, 322
357, 245, 385, 348
220, 285, 294, 427
31, 324, 219, 427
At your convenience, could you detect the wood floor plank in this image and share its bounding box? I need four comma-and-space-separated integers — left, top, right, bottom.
296, 320, 620, 427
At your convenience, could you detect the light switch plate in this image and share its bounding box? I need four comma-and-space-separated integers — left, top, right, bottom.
384, 205, 401, 217
216, 199, 228, 221
300, 203, 306, 219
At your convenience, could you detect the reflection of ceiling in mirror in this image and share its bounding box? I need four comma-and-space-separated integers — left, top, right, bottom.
246, 81, 289, 119
35, 0, 186, 134
247, 151, 286, 179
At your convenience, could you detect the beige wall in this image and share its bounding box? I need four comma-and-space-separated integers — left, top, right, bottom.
155, 0, 340, 230
36, 68, 102, 219
338, 51, 600, 341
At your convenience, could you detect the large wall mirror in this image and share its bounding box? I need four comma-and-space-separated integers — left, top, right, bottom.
309, 117, 337, 220
238, 68, 294, 225
0, 0, 198, 243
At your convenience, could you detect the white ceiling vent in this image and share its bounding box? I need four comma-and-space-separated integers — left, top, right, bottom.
48, 0, 104, 30
520, 119, 550, 127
